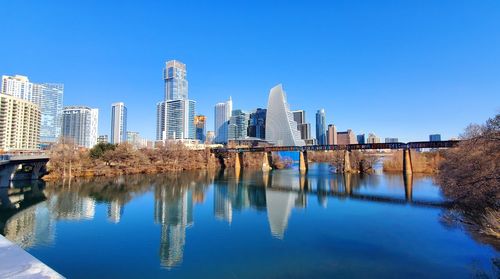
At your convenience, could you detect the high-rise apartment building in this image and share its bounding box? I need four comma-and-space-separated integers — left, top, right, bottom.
247, 108, 266, 139
111, 102, 127, 144
327, 124, 337, 145
316, 109, 326, 145
265, 84, 304, 146
97, 135, 108, 144
228, 109, 249, 140
157, 60, 196, 141
337, 129, 357, 145
2, 75, 64, 143
62, 106, 98, 148
0, 94, 41, 150
214, 97, 232, 144
194, 115, 206, 142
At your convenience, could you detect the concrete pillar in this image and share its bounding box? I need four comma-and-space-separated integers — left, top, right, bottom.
299, 151, 308, 173
0, 164, 20, 187
30, 162, 46, 180
403, 148, 413, 175
262, 171, 271, 188
343, 150, 351, 173
262, 152, 273, 172
403, 173, 413, 202
235, 152, 244, 171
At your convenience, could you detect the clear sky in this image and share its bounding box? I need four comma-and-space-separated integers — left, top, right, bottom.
2, 0, 499, 142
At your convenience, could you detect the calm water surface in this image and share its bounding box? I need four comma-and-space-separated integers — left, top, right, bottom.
0, 163, 498, 278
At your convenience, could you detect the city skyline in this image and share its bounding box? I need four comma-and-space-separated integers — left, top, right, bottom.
1, 1, 499, 142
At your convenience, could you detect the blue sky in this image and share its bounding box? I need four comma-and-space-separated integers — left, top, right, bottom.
2, 0, 499, 142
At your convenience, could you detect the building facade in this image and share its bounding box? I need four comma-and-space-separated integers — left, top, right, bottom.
97, 135, 109, 144
194, 115, 206, 142
429, 134, 441, 141
228, 109, 249, 140
385, 137, 399, 143
366, 133, 381, 144
0, 94, 41, 150
337, 129, 357, 145
292, 110, 312, 141
111, 102, 127, 144
357, 134, 366, 144
1, 75, 33, 100
214, 97, 232, 144
62, 106, 98, 148
165, 99, 195, 140
164, 60, 188, 101
327, 124, 337, 145
265, 84, 305, 146
247, 108, 266, 139
315, 109, 326, 145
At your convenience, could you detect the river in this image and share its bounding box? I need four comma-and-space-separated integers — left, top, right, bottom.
0, 163, 498, 278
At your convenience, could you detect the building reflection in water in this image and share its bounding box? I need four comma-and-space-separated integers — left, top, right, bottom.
0, 168, 425, 269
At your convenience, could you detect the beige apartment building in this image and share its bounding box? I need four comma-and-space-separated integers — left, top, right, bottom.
0, 94, 41, 151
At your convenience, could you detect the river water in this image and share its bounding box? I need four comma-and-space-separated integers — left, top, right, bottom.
0, 163, 498, 278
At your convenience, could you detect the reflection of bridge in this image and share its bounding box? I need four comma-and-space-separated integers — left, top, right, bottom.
212, 140, 460, 174
0, 155, 50, 187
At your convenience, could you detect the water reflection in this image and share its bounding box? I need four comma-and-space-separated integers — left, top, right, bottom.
0, 166, 449, 269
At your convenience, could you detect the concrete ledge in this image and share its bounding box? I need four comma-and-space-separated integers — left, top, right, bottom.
0, 235, 63, 279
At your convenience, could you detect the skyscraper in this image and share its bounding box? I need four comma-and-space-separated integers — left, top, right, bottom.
2, 75, 64, 143
327, 124, 337, 145
228, 109, 249, 140
194, 115, 207, 142
357, 134, 366, 144
265, 84, 304, 146
316, 109, 326, 145
429, 134, 441, 141
337, 129, 358, 145
111, 102, 127, 144
62, 106, 98, 148
157, 60, 196, 141
247, 108, 266, 139
0, 94, 41, 150
214, 97, 232, 144
292, 110, 312, 141
164, 60, 188, 101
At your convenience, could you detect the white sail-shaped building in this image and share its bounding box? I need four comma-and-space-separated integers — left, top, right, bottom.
265, 84, 305, 146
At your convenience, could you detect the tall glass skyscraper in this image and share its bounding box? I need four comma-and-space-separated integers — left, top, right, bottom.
156, 60, 196, 140
248, 108, 266, 139
111, 102, 127, 144
228, 109, 249, 140
316, 109, 326, 145
164, 60, 188, 101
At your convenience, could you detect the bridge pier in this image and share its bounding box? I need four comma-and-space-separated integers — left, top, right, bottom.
235, 152, 244, 171
262, 152, 273, 172
403, 148, 413, 175
299, 151, 308, 173
30, 162, 47, 180
0, 164, 20, 187
343, 150, 352, 173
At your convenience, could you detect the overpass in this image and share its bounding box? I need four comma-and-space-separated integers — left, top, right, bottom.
0, 155, 50, 187
212, 140, 460, 174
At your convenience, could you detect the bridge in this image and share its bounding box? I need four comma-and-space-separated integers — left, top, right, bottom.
212, 140, 460, 174
0, 155, 50, 187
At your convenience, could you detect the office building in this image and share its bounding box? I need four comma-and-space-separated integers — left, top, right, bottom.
265, 84, 305, 146
337, 129, 357, 145
429, 134, 441, 141
206, 131, 215, 144
0, 94, 40, 150
292, 110, 312, 141
247, 108, 266, 139
194, 115, 206, 142
157, 60, 196, 141
214, 97, 232, 144
316, 109, 326, 145
357, 134, 366, 144
366, 133, 381, 144
385, 137, 399, 143
164, 60, 188, 101
228, 109, 249, 140
62, 106, 98, 148
111, 102, 127, 144
327, 124, 337, 145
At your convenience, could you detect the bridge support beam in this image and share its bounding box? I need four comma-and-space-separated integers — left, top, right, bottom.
299, 151, 308, 173
30, 162, 46, 180
262, 152, 273, 172
403, 148, 413, 175
343, 150, 352, 173
235, 152, 244, 171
